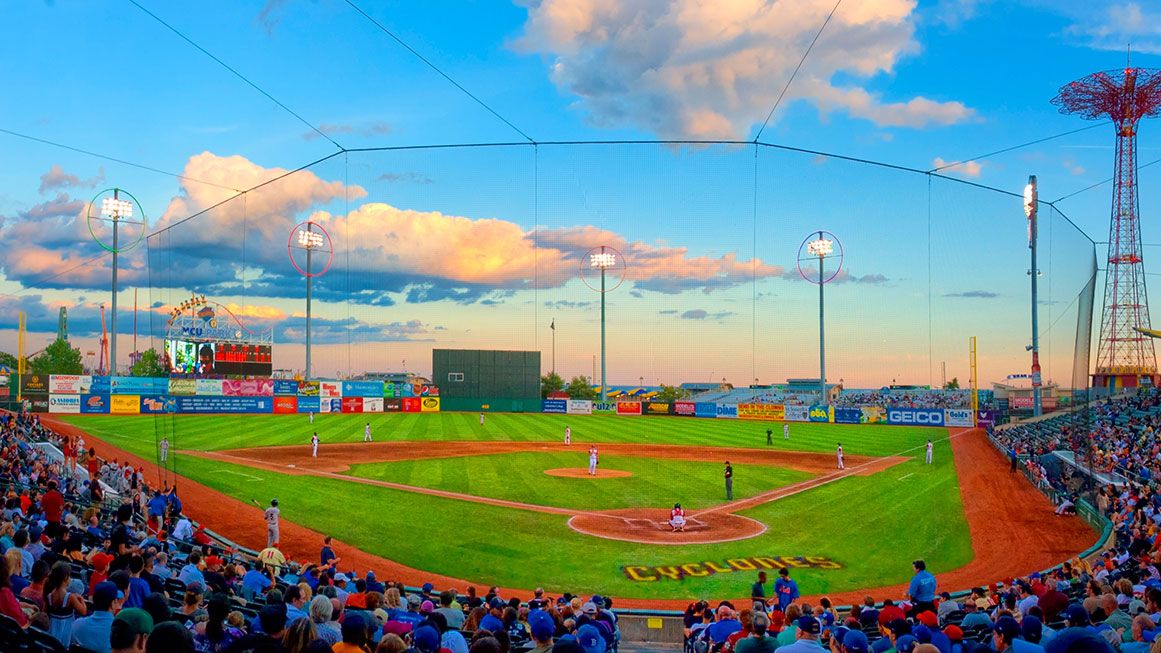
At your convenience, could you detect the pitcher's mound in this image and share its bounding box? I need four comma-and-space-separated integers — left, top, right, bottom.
544, 468, 633, 479
568, 509, 766, 545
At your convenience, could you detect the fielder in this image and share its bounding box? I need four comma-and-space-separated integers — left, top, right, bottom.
479, 412, 485, 426
159, 437, 169, 463
309, 412, 314, 424
836, 443, 845, 470
565, 426, 571, 445
926, 439, 933, 464
311, 432, 320, 458
588, 445, 599, 476
364, 423, 372, 443
784, 423, 790, 439
264, 498, 280, 548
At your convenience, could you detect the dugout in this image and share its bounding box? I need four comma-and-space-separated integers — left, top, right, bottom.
433, 349, 541, 412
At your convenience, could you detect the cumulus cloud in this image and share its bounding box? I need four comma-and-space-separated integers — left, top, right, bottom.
39, 165, 104, 194
932, 157, 983, 178
514, 0, 977, 139
1062, 3, 1161, 54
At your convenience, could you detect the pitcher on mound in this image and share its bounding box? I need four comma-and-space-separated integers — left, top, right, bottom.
588, 445, 599, 476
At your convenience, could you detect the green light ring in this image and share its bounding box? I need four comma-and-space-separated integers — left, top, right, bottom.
86, 187, 147, 253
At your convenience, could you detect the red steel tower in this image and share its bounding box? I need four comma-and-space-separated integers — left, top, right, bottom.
1054, 66, 1161, 390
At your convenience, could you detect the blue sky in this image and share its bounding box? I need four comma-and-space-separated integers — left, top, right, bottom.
1, 0, 1160, 387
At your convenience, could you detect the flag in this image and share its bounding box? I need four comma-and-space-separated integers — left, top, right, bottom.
550, 319, 555, 330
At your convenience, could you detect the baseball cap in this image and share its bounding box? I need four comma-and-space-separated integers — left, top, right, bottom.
992, 616, 1021, 639
529, 610, 555, 640
413, 625, 441, 653
912, 625, 932, 643
842, 630, 869, 653
205, 555, 223, 569
91, 552, 114, 571
577, 625, 604, 653
916, 611, 939, 628
420, 600, 435, 614
407, 594, 423, 607
944, 625, 963, 642
422, 582, 434, 593
1021, 616, 1043, 643
366, 571, 376, 580
342, 613, 367, 639
93, 581, 123, 608
582, 601, 598, 615
895, 635, 918, 653
797, 616, 820, 636
553, 639, 584, 653
1042, 628, 1116, 653
334, 573, 349, 583
115, 608, 154, 635
1064, 604, 1090, 626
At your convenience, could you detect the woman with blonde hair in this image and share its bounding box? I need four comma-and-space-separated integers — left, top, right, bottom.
465, 606, 487, 633
376, 633, 408, 653
384, 587, 402, 610
282, 617, 318, 653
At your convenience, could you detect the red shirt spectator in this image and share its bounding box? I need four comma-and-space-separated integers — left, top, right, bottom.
42, 484, 64, 524
0, 557, 28, 627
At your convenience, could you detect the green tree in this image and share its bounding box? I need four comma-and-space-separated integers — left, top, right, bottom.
944, 377, 960, 390
29, 338, 83, 375
654, 384, 690, 403
566, 375, 598, 401
0, 351, 17, 371
540, 371, 565, 399
130, 348, 167, 377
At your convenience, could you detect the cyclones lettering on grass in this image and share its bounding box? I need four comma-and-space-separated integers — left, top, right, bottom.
623, 555, 841, 581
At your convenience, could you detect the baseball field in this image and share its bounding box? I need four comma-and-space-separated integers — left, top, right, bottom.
50, 412, 1096, 609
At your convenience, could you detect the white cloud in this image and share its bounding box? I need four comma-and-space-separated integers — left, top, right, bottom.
932, 156, 983, 178
514, 0, 977, 139
1061, 3, 1161, 54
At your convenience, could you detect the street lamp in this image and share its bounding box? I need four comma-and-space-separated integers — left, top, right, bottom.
1024, 175, 1042, 416
580, 245, 626, 402
288, 221, 334, 380
86, 189, 146, 376
798, 231, 843, 405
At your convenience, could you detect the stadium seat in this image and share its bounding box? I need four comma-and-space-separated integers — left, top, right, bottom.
0, 612, 25, 651
25, 627, 67, 653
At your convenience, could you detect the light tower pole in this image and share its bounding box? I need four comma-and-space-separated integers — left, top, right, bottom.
581, 246, 625, 402
87, 189, 144, 376
1024, 175, 1043, 416
288, 221, 334, 381
798, 231, 843, 405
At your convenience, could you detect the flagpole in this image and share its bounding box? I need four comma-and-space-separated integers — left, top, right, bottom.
551, 318, 556, 375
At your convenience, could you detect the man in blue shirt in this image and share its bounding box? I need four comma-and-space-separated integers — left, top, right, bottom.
242, 564, 274, 601
907, 560, 937, 616
320, 535, 338, 567
71, 581, 122, 653
774, 568, 800, 611
706, 605, 743, 647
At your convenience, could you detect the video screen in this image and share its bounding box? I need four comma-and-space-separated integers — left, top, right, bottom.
165, 339, 272, 376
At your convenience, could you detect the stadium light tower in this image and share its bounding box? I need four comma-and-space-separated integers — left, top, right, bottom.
86, 189, 145, 375
580, 246, 626, 402
288, 221, 334, 380
798, 231, 843, 404
1024, 175, 1043, 416
1054, 63, 1161, 390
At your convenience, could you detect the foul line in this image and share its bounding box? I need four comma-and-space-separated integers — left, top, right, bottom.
898, 472, 915, 481
219, 469, 263, 482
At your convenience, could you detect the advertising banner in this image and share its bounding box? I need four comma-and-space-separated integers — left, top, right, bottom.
48, 394, 80, 414
49, 375, 91, 395
342, 381, 383, 397
319, 397, 342, 413
363, 397, 384, 413
223, 379, 274, 397
944, 408, 974, 427
642, 401, 671, 416
715, 403, 738, 419
402, 397, 422, 413
673, 401, 696, 416
695, 402, 717, 418
808, 405, 832, 423
420, 396, 441, 412
593, 402, 616, 413
976, 410, 997, 427
273, 380, 299, 396
168, 379, 197, 396
111, 395, 141, 415
88, 376, 111, 394
20, 374, 49, 395
383, 382, 404, 398
1042, 396, 1059, 410
80, 394, 109, 414
1008, 396, 1033, 409
296, 396, 320, 413
415, 384, 439, 397
886, 408, 946, 426
342, 397, 364, 413
384, 398, 402, 412
566, 400, 593, 415
543, 399, 568, 414
617, 401, 642, 416
273, 396, 298, 414
140, 396, 176, 414
297, 381, 320, 397
738, 404, 785, 421
175, 396, 273, 414
196, 379, 224, 396
110, 377, 167, 395
860, 406, 887, 424
784, 405, 810, 422
320, 382, 342, 398
25, 397, 49, 412
833, 408, 862, 424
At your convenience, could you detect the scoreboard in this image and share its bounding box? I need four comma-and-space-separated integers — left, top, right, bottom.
165, 339, 272, 376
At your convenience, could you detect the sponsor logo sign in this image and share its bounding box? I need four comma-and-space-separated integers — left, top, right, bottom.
296, 396, 320, 413
976, 410, 997, 427
48, 394, 81, 413
715, 404, 738, 419
623, 555, 842, 582
320, 382, 342, 398
223, 379, 274, 397
1042, 396, 1059, 410
808, 405, 832, 423
420, 397, 441, 412
543, 399, 567, 414
110, 376, 166, 395
80, 394, 109, 414
273, 396, 298, 414
784, 405, 810, 422
342, 381, 383, 397
196, 379, 224, 396
402, 397, 422, 413
26, 397, 49, 412
384, 398, 402, 412
694, 402, 717, 418
140, 396, 176, 414
593, 402, 616, 413
944, 409, 974, 427
566, 399, 592, 415
643, 401, 671, 415
175, 396, 272, 414
833, 408, 862, 424
617, 401, 642, 416
363, 397, 384, 413
342, 397, 364, 413
886, 408, 945, 426
860, 406, 886, 423
319, 398, 342, 413
110, 395, 141, 415
88, 376, 111, 394
273, 380, 300, 396
20, 374, 49, 395
168, 379, 197, 396
738, 404, 785, 421
297, 381, 320, 397
49, 375, 91, 394
673, 401, 696, 416
1008, 396, 1033, 409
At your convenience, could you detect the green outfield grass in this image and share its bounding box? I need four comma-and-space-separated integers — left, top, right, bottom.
347, 452, 814, 511
59, 412, 971, 601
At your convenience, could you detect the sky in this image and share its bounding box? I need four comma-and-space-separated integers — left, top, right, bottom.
2, 0, 1161, 388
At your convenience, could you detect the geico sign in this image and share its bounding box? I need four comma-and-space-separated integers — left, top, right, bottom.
891, 410, 943, 425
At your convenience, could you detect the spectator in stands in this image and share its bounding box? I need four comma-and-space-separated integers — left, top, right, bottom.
19, 558, 48, 609
527, 610, 554, 653
111, 608, 153, 653
193, 593, 246, 652
284, 584, 310, 626
149, 620, 197, 653
0, 554, 27, 627
906, 561, 937, 616
224, 603, 287, 653
71, 581, 122, 653
334, 612, 371, 653
735, 611, 777, 653
777, 616, 822, 653
858, 597, 879, 627
706, 605, 743, 647
45, 560, 87, 644
840, 630, 870, 653
180, 552, 206, 587
282, 618, 318, 653
438, 590, 466, 630
309, 595, 340, 646
937, 592, 960, 622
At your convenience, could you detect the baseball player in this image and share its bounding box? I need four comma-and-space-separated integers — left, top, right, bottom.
766, 428, 773, 445
783, 423, 790, 439
159, 437, 169, 463
264, 499, 280, 548
588, 445, 599, 476
479, 412, 485, 426
565, 426, 571, 445
364, 423, 372, 443
311, 432, 320, 458
669, 503, 686, 532
836, 443, 845, 470
926, 439, 933, 464
309, 411, 314, 424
